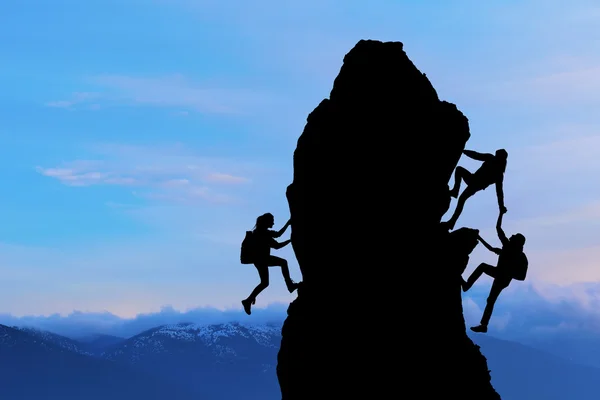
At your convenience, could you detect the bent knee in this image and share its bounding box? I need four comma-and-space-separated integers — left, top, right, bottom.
272, 258, 287, 267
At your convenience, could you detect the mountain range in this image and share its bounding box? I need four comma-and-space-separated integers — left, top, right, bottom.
1, 321, 599, 399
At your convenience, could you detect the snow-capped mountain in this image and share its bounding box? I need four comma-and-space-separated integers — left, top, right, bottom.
102, 322, 281, 363
100, 322, 283, 400
0, 324, 197, 400
5, 320, 600, 400
2, 322, 284, 399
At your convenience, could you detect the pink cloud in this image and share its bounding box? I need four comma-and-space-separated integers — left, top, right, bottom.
205, 173, 249, 184
36, 144, 255, 205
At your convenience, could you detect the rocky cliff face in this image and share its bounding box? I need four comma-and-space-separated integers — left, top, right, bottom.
277, 40, 501, 399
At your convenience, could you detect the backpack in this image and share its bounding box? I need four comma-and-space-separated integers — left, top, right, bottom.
240, 231, 255, 264
513, 253, 528, 281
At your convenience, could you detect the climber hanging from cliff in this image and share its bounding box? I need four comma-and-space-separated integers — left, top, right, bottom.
240, 213, 299, 315
441, 148, 508, 231
461, 209, 528, 333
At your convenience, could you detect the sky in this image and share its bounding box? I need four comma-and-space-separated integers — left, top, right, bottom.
2, 0, 600, 337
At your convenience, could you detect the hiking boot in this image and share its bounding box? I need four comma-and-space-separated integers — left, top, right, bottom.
470, 324, 488, 333
286, 280, 299, 293
241, 299, 252, 315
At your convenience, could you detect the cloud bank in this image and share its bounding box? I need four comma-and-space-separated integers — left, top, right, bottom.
0, 303, 289, 339
3, 281, 600, 342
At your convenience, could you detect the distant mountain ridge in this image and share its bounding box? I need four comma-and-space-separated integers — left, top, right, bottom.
0, 324, 198, 400
4, 322, 600, 400
99, 322, 283, 400
14, 325, 93, 355
470, 333, 600, 400
102, 322, 281, 359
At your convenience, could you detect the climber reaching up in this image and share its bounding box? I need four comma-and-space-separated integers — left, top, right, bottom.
442, 148, 508, 231
240, 213, 299, 315
461, 209, 528, 333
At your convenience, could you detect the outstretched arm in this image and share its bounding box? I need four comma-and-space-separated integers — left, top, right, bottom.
496, 211, 509, 246
272, 219, 291, 238
463, 150, 494, 162
496, 177, 507, 213
478, 235, 502, 255
271, 239, 291, 250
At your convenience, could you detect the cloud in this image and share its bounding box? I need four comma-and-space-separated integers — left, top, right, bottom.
465, 64, 600, 108
45, 100, 74, 109
0, 304, 289, 339
510, 200, 600, 230
459, 197, 600, 285
205, 173, 250, 184
36, 165, 136, 187
524, 65, 600, 104
462, 280, 600, 337
45, 92, 102, 110
0, 228, 301, 321
525, 245, 600, 284
47, 75, 276, 115
3, 280, 600, 346
35, 143, 254, 205
520, 134, 600, 176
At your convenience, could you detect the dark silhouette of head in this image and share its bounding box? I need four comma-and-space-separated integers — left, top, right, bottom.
255, 213, 275, 230
509, 233, 526, 250
495, 149, 508, 159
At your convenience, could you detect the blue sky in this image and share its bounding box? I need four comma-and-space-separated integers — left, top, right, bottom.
2, 0, 600, 333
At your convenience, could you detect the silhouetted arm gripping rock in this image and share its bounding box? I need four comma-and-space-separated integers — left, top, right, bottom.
478, 235, 502, 255
272, 219, 292, 238
463, 149, 494, 162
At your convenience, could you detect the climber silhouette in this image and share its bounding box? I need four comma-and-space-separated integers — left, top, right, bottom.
442, 148, 508, 231
462, 209, 528, 333
241, 213, 299, 315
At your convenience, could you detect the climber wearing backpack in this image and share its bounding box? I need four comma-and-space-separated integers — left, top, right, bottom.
240, 213, 299, 315
461, 209, 528, 333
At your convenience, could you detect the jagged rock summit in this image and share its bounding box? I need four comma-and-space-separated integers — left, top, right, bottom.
278, 40, 501, 399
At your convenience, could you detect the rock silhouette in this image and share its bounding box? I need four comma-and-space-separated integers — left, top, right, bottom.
277, 40, 501, 399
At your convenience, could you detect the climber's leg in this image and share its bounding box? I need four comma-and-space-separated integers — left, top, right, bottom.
267, 255, 298, 293
449, 166, 473, 198
443, 185, 479, 230
242, 264, 270, 315
471, 279, 509, 333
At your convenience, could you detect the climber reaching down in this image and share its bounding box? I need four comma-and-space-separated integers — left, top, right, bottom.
442, 148, 508, 231
240, 213, 299, 315
461, 209, 528, 333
